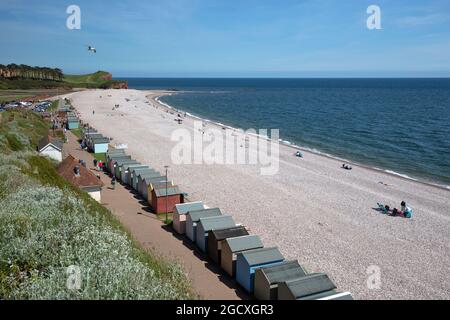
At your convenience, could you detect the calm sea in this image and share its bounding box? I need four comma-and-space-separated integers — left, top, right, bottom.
124, 78, 450, 187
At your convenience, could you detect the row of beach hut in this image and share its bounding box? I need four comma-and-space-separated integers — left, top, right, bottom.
82, 124, 353, 301
103, 146, 185, 214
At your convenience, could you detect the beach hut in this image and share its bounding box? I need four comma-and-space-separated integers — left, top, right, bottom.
57, 155, 104, 202
85, 133, 103, 149
108, 155, 131, 174
208, 226, 249, 265
90, 136, 110, 154
66, 116, 79, 130
38, 135, 63, 162
114, 159, 139, 179
236, 247, 284, 293
173, 201, 205, 234
254, 260, 307, 300
81, 127, 98, 140
144, 176, 170, 201
196, 215, 236, 253
130, 167, 155, 190
150, 186, 184, 214
277, 273, 350, 300
121, 163, 146, 185
137, 171, 161, 195
185, 208, 222, 243
221, 235, 264, 278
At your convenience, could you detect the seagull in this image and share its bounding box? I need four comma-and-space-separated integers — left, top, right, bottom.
87, 45, 97, 53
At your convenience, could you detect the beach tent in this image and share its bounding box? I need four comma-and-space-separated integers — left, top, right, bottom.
173, 201, 205, 234
137, 171, 162, 195
114, 159, 138, 179
38, 135, 63, 162
185, 208, 222, 243
108, 155, 131, 174
221, 235, 264, 278
150, 186, 184, 214
121, 163, 146, 185
196, 216, 236, 253
236, 247, 284, 293
277, 273, 346, 300
144, 176, 170, 201
208, 226, 249, 265
131, 167, 155, 190
254, 260, 307, 300
90, 137, 110, 154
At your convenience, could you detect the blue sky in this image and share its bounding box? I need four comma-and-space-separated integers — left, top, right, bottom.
1, 0, 450, 77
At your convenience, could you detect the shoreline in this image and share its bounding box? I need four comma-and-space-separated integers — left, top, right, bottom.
151, 91, 450, 193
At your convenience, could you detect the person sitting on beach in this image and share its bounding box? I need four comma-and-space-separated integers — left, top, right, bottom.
401, 201, 413, 218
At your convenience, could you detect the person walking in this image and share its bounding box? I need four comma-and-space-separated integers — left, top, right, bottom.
111, 176, 116, 190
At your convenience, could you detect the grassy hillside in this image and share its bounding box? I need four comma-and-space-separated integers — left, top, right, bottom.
64, 71, 126, 89
0, 70, 127, 93
0, 110, 195, 299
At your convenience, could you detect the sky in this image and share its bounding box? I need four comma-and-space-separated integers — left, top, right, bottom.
1, 0, 450, 77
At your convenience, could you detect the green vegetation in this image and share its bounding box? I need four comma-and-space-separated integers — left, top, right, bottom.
93, 153, 106, 163
0, 110, 195, 300
1, 65, 127, 96
70, 128, 83, 139
64, 71, 126, 89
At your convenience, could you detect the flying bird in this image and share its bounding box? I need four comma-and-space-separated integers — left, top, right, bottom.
87, 45, 97, 53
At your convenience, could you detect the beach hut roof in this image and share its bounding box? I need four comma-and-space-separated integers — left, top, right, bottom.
226, 235, 263, 253
238, 247, 284, 267
57, 155, 103, 189
114, 158, 138, 166
138, 171, 161, 180
198, 215, 235, 232
154, 186, 182, 197
210, 226, 249, 241
175, 201, 204, 215
132, 167, 155, 175
282, 274, 336, 299
259, 260, 307, 285
107, 149, 126, 156
122, 163, 144, 171
188, 208, 222, 222
91, 137, 110, 144
38, 135, 63, 152
143, 176, 167, 184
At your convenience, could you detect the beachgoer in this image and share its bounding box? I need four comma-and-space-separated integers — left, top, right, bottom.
93, 159, 98, 169
401, 201, 413, 218
111, 177, 116, 190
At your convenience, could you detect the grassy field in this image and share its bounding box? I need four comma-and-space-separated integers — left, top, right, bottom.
0, 110, 195, 300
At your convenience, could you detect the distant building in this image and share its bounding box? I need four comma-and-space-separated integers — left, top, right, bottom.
57, 155, 104, 202
173, 201, 205, 235
38, 135, 63, 162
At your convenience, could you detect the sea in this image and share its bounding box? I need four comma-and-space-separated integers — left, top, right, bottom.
123, 78, 450, 188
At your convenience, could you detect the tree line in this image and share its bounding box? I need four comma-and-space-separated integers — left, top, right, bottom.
0, 64, 63, 81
